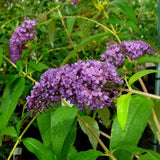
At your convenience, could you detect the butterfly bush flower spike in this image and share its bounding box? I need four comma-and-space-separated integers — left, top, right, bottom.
10, 17, 36, 63
101, 40, 154, 67
26, 60, 123, 114
101, 44, 125, 67
120, 40, 153, 59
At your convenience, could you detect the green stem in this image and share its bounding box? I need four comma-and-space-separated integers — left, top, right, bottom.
64, 15, 120, 44
57, 8, 80, 60
7, 116, 37, 160
77, 114, 117, 160
3, 55, 37, 83
100, 7, 121, 44
130, 89, 160, 100
94, 0, 121, 44
21, 103, 27, 118
3, 55, 17, 68
1, 15, 23, 29
100, 131, 111, 139
107, 86, 160, 100
47, 45, 76, 52
57, 8, 75, 48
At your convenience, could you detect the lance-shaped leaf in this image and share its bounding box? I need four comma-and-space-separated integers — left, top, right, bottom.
125, 20, 140, 35
67, 17, 76, 36
129, 69, 160, 86
138, 56, 160, 64
48, 20, 56, 47
112, 145, 160, 160
110, 96, 153, 159
51, 106, 77, 160
0, 76, 25, 132
69, 149, 102, 160
148, 100, 160, 144
117, 92, 131, 131
138, 154, 157, 160
78, 116, 100, 149
37, 110, 52, 148
110, 0, 136, 23
97, 108, 111, 127
23, 138, 56, 160
0, 126, 17, 137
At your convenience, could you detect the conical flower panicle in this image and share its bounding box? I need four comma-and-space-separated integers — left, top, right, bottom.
10, 17, 36, 63
26, 60, 123, 114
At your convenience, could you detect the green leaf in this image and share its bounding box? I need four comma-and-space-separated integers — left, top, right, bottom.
0, 126, 17, 137
60, 32, 108, 66
138, 154, 157, 160
23, 138, 55, 160
138, 56, 160, 64
110, 96, 153, 158
37, 110, 52, 148
0, 76, 25, 132
111, 149, 132, 160
0, 48, 3, 67
68, 146, 78, 160
125, 21, 140, 34
48, 20, 56, 47
148, 100, 160, 143
119, 145, 160, 160
102, 18, 122, 25
67, 17, 76, 36
61, 119, 77, 160
112, 145, 160, 160
16, 60, 24, 73
70, 150, 102, 160
145, 150, 160, 160
28, 61, 49, 73
117, 92, 131, 131
97, 108, 110, 127
38, 106, 77, 160
51, 107, 77, 160
110, 0, 136, 23
78, 116, 100, 149
109, 7, 120, 15
37, 62, 49, 71
129, 69, 160, 86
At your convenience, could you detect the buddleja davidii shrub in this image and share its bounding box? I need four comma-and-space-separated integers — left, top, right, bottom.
23, 38, 160, 160
2, 1, 160, 160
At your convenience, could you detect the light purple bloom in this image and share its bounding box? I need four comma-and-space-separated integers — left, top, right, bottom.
101, 40, 154, 67
26, 60, 123, 114
10, 17, 36, 63
120, 40, 153, 59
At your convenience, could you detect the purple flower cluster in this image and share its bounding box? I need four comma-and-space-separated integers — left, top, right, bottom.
26, 60, 122, 113
101, 44, 125, 67
120, 40, 153, 59
10, 17, 36, 63
101, 40, 154, 67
